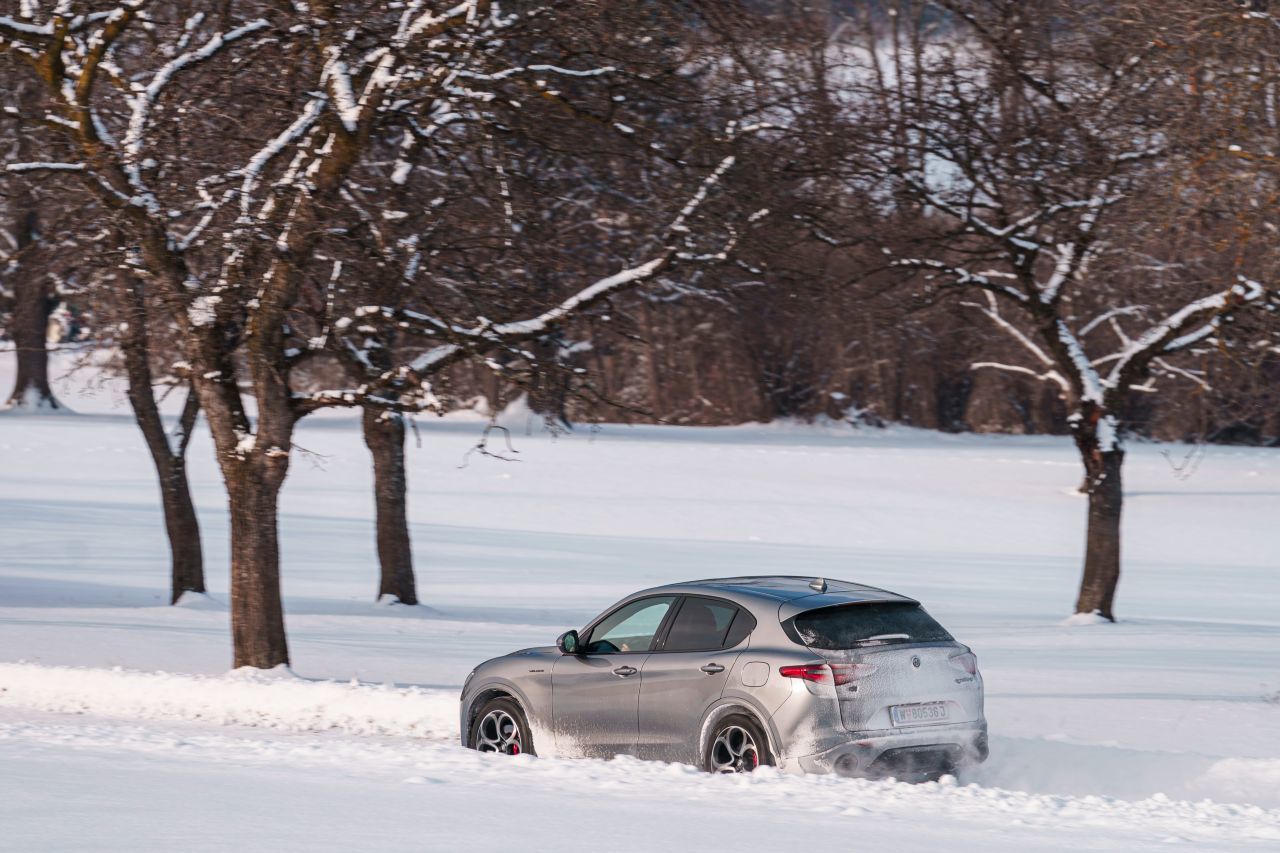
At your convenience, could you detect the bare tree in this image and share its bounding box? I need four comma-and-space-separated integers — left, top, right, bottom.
2, 1, 759, 667
2, 18, 207, 598
282, 1, 778, 609
1, 67, 65, 412
840, 0, 1278, 619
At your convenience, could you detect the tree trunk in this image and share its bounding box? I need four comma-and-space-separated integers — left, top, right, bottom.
159, 450, 205, 603
4, 207, 62, 411
363, 407, 418, 605
198, 377, 292, 670
117, 277, 205, 602
1075, 446, 1124, 620
227, 466, 290, 668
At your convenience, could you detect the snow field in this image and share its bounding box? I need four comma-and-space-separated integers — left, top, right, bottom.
2, 355, 1279, 850
3, 660, 1280, 817
2, 706, 1279, 851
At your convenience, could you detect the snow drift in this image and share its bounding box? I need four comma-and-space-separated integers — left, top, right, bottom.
0, 663, 458, 742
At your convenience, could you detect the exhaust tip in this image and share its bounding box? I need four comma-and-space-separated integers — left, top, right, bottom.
833, 754, 860, 777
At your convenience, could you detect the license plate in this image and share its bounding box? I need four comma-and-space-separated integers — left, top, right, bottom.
890, 702, 950, 726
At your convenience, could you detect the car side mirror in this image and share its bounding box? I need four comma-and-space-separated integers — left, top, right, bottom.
557, 630, 581, 655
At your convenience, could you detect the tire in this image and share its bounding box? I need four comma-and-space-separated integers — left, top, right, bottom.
468, 697, 536, 757
704, 713, 773, 773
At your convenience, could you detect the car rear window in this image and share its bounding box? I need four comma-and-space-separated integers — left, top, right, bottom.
784, 602, 953, 649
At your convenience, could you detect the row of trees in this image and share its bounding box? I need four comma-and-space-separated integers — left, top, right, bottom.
3, 0, 1277, 665
1, 0, 782, 667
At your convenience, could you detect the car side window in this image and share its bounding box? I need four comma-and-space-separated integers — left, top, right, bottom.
584, 596, 676, 654
662, 597, 743, 652
723, 607, 756, 649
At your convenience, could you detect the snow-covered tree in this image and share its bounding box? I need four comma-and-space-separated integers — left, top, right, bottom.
842, 0, 1279, 619
1, 1, 762, 667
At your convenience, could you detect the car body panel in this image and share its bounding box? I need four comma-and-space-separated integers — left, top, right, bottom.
819, 642, 984, 732
636, 649, 741, 762
551, 651, 647, 757
459, 648, 556, 750
460, 576, 988, 776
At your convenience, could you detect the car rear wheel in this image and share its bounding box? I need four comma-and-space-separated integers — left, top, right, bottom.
469, 697, 535, 757
705, 714, 772, 773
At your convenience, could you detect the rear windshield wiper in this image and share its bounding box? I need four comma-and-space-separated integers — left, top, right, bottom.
854, 633, 911, 646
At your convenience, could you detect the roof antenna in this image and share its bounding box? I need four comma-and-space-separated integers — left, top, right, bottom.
809, 577, 828, 593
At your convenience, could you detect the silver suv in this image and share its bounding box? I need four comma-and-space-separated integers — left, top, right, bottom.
460, 576, 987, 780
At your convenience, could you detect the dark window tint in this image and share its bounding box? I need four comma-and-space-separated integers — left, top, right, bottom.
723, 607, 756, 648
663, 597, 740, 652
785, 602, 952, 650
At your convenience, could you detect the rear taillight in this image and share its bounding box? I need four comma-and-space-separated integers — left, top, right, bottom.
949, 651, 977, 675
779, 664, 827, 683
780, 662, 877, 686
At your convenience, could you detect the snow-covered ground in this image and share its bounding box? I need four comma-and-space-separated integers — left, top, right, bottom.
1, 353, 1278, 851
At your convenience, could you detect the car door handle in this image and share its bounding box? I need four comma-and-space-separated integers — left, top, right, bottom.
700, 663, 725, 674
612, 666, 638, 677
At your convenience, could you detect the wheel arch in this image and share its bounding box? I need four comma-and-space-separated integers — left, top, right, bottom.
461, 680, 534, 747
697, 698, 780, 768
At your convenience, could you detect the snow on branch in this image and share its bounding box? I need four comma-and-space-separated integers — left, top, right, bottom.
1079, 306, 1146, 338
121, 18, 270, 212
971, 361, 1071, 390
363, 252, 674, 379
890, 257, 1029, 303
407, 345, 460, 375
1104, 277, 1266, 392
489, 258, 668, 338
1039, 238, 1101, 306
454, 63, 616, 82
321, 153, 742, 412
399, 0, 480, 45
236, 97, 325, 219
0, 10, 118, 40
1152, 357, 1211, 392
669, 156, 735, 234
321, 50, 361, 133
966, 274, 1267, 412
5, 161, 85, 173
0, 16, 50, 38
962, 293, 1069, 393
1005, 194, 1118, 241
1055, 320, 1106, 403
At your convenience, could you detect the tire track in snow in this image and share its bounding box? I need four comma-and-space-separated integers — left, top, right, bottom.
2, 713, 1278, 850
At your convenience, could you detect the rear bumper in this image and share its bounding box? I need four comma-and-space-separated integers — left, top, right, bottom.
793, 720, 988, 778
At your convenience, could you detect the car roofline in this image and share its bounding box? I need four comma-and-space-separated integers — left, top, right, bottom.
634, 575, 915, 605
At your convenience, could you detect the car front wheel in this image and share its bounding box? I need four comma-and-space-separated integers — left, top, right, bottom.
705, 714, 772, 773
469, 697, 535, 757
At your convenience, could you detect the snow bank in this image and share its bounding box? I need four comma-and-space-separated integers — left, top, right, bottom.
3, 714, 1279, 851
1194, 758, 1280, 809
0, 663, 458, 741
977, 734, 1280, 810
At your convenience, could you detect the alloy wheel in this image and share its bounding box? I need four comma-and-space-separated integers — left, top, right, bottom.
476, 709, 523, 755
710, 724, 760, 773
